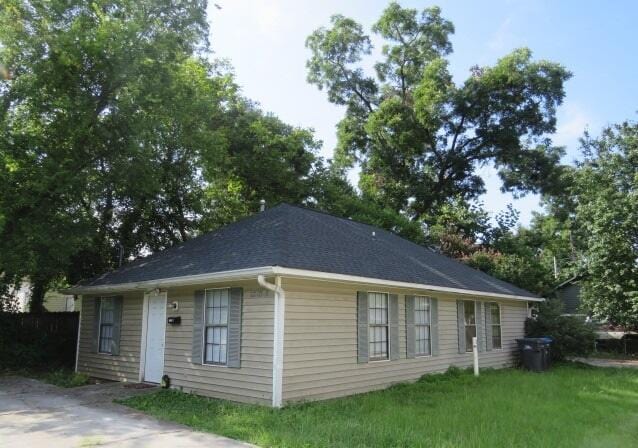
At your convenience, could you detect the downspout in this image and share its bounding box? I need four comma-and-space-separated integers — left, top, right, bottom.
74, 295, 82, 373
258, 274, 285, 408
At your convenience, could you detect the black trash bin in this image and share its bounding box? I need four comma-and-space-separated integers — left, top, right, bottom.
516, 338, 552, 372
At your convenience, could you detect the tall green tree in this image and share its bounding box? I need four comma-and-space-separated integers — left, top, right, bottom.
0, 1, 320, 310
306, 2, 571, 221
0, 1, 215, 309
572, 122, 638, 328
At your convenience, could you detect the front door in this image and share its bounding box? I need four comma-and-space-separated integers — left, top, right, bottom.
144, 292, 166, 383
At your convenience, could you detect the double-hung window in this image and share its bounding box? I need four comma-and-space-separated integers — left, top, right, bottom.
464, 300, 477, 352
489, 302, 502, 349
98, 297, 114, 354
368, 292, 389, 360
204, 288, 229, 365
414, 296, 431, 356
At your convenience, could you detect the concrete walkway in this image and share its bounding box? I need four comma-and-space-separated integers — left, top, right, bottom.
571, 357, 638, 368
0, 376, 253, 447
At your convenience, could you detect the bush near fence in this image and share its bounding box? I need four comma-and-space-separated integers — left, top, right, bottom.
0, 312, 79, 371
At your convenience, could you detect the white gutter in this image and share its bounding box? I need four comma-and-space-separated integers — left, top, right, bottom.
271, 267, 545, 302
258, 275, 285, 408
64, 265, 543, 302
62, 267, 274, 295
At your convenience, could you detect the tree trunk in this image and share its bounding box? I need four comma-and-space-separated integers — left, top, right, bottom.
29, 279, 47, 313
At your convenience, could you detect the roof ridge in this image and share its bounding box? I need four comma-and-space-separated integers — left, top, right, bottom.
280, 203, 394, 232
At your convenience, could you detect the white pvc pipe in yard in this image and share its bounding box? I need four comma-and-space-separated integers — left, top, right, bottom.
473, 336, 479, 377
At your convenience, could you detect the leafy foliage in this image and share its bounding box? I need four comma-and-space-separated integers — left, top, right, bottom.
525, 299, 597, 360
571, 122, 638, 328
0, 1, 320, 309
41, 369, 90, 388
306, 2, 571, 220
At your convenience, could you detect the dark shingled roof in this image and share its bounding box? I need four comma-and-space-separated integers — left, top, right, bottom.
79, 203, 538, 298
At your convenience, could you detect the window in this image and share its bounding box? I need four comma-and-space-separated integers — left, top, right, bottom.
368, 292, 388, 360
414, 296, 431, 356
464, 300, 476, 352
489, 302, 502, 349
204, 288, 229, 365
98, 297, 114, 354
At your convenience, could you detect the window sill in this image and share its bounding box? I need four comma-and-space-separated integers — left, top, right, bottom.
368, 358, 391, 363
201, 362, 229, 368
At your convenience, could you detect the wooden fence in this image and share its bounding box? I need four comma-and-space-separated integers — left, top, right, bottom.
596, 336, 638, 355
0, 311, 80, 370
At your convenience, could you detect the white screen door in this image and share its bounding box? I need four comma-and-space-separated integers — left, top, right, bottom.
144, 293, 167, 383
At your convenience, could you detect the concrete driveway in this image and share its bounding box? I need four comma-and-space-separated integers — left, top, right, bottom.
0, 376, 253, 447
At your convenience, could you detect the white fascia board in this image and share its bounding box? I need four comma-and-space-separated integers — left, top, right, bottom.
62, 266, 276, 295
64, 265, 543, 302
271, 267, 544, 302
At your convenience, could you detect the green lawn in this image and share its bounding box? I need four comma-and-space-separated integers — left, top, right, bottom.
120, 364, 638, 448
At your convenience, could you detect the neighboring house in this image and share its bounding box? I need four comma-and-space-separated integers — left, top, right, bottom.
6, 280, 75, 312
7, 281, 31, 312
67, 204, 542, 407
554, 276, 635, 346
43, 291, 76, 312
554, 275, 584, 316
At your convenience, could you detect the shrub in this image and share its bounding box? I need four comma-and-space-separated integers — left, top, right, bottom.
43, 370, 90, 388
525, 299, 597, 360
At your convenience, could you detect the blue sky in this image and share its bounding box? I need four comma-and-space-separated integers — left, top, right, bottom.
207, 0, 638, 225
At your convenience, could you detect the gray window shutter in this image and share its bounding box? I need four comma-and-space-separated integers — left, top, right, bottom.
389, 294, 399, 360
192, 290, 205, 365
110, 296, 124, 356
405, 295, 415, 359
485, 302, 493, 351
357, 291, 369, 363
475, 301, 484, 353
431, 298, 440, 356
92, 298, 100, 353
227, 287, 243, 368
457, 300, 466, 354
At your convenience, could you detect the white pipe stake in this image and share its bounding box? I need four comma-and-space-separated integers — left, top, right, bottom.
473, 336, 479, 377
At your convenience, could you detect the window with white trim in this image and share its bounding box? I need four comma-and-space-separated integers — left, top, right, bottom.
98, 297, 114, 354
368, 292, 389, 360
489, 302, 502, 349
204, 288, 229, 365
414, 296, 431, 356
464, 300, 476, 352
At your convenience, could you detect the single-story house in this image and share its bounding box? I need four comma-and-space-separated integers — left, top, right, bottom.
67, 204, 542, 407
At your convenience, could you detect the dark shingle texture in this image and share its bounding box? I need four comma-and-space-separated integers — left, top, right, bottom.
79, 204, 538, 298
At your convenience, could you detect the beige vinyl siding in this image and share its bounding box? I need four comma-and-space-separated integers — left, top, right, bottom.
77, 293, 143, 382
281, 279, 528, 403
43, 291, 75, 312
163, 281, 274, 405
